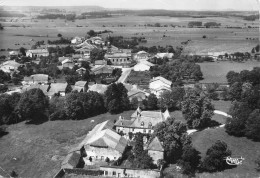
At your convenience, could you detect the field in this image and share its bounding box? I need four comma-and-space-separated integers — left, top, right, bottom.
199, 61, 260, 83
1, 16, 259, 56
192, 127, 260, 178
0, 110, 135, 178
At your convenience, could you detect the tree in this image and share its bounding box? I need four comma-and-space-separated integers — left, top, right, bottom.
87, 30, 96, 37
152, 117, 190, 163
104, 83, 130, 114
19, 47, 26, 56
177, 145, 201, 176
146, 93, 158, 110
64, 93, 84, 120
16, 88, 49, 122
158, 87, 185, 110
256, 155, 260, 172
90, 48, 105, 63
181, 89, 214, 129
57, 33, 62, 38
226, 71, 240, 85
245, 109, 260, 141
201, 140, 232, 172
225, 101, 252, 137
133, 132, 144, 156
130, 97, 139, 109
0, 84, 8, 93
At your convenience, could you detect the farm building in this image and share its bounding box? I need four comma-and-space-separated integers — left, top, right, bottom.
88, 84, 108, 94
61, 59, 75, 69
105, 52, 132, 66
146, 137, 164, 164
71, 36, 84, 44
0, 60, 23, 73
134, 61, 154, 71
26, 49, 49, 58
75, 120, 127, 164
134, 51, 149, 61
100, 166, 161, 178
155, 53, 174, 59
127, 88, 149, 101
22, 74, 50, 85
149, 76, 172, 98
91, 65, 113, 75
114, 107, 170, 135
73, 81, 88, 92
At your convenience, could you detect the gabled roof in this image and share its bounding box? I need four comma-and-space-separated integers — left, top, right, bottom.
1, 60, 21, 68
137, 51, 148, 55
76, 67, 87, 72
88, 84, 108, 94
61, 59, 73, 65
150, 76, 172, 86
75, 81, 87, 87
105, 53, 130, 58
127, 89, 147, 98
48, 83, 68, 95
27, 49, 48, 53
86, 129, 127, 153
147, 137, 164, 152
61, 151, 81, 169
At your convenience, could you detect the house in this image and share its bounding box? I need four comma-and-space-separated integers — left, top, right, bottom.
128, 88, 149, 101
134, 51, 149, 61
73, 81, 88, 92
71, 36, 83, 44
100, 166, 160, 178
95, 60, 107, 67
48, 83, 68, 97
88, 84, 108, 94
155, 53, 174, 59
146, 137, 164, 164
134, 61, 154, 71
105, 52, 132, 66
76, 67, 87, 76
26, 49, 49, 58
75, 120, 128, 164
149, 76, 172, 98
9, 50, 19, 57
76, 41, 97, 57
0, 60, 22, 73
91, 65, 113, 75
114, 107, 170, 135
22, 83, 68, 98
22, 74, 49, 85
61, 151, 82, 169
62, 59, 75, 69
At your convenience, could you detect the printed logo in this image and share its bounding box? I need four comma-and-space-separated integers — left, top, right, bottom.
225, 156, 244, 165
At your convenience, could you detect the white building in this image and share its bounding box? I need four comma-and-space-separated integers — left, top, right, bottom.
26, 49, 49, 58
149, 76, 172, 98
134, 61, 154, 71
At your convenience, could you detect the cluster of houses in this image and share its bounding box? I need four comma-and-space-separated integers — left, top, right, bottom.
55, 106, 169, 178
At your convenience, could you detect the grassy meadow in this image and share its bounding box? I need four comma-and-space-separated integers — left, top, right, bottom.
199, 61, 260, 83
0, 15, 259, 56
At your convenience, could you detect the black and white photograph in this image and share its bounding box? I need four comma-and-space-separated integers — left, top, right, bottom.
0, 0, 259, 177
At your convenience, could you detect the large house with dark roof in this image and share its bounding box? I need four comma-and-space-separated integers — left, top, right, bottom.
114, 107, 170, 135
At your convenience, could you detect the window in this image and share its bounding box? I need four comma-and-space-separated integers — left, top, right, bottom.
132, 128, 134, 132
96, 156, 98, 159
104, 171, 108, 175
143, 129, 146, 133
148, 122, 152, 129
114, 157, 117, 160
113, 171, 116, 176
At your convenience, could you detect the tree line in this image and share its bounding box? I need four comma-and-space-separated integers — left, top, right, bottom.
225, 68, 260, 141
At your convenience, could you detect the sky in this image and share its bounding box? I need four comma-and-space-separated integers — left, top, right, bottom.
1, 0, 259, 11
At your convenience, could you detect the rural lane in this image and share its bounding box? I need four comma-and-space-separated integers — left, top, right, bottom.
117, 68, 132, 83
187, 110, 231, 135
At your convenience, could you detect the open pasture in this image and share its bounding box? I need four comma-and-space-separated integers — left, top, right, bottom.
0, 15, 259, 56
199, 61, 260, 83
